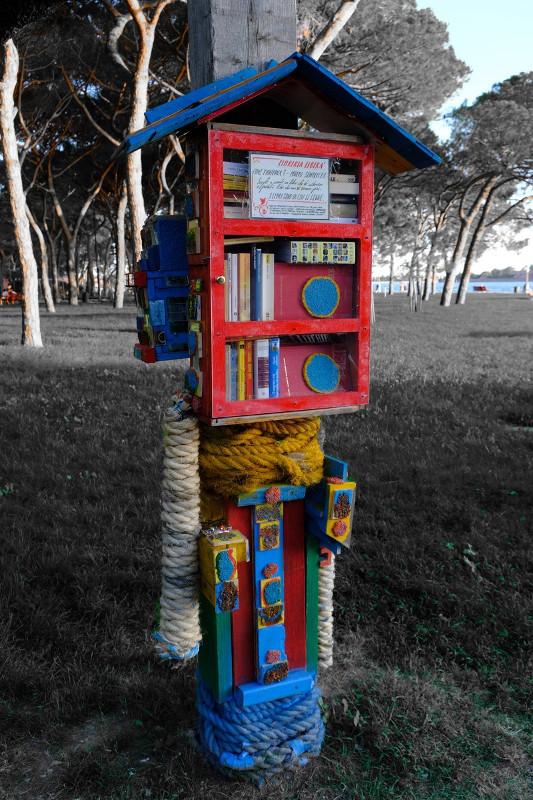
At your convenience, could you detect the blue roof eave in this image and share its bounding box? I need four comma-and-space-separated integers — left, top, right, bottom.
114, 53, 440, 172
113, 60, 298, 160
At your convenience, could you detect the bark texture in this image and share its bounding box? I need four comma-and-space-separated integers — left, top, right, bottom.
0, 39, 43, 346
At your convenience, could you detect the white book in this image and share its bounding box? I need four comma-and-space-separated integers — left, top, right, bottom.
230, 253, 239, 322
224, 256, 230, 321
253, 339, 270, 399
261, 253, 275, 321
223, 160, 249, 177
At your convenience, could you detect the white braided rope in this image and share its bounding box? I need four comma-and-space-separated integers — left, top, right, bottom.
155, 408, 202, 660
317, 555, 336, 670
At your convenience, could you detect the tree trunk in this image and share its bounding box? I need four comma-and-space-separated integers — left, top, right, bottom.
456, 197, 494, 305
66, 236, 78, 304
388, 251, 395, 295
307, 1, 361, 61
114, 180, 128, 308
0, 39, 43, 346
43, 215, 61, 304
27, 206, 55, 313
441, 175, 499, 307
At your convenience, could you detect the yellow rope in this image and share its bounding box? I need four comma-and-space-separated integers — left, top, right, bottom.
199, 417, 324, 497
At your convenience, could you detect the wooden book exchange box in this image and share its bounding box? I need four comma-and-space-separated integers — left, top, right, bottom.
119, 53, 439, 426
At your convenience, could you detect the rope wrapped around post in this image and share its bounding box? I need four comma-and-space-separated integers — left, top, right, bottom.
197, 679, 325, 780
154, 394, 202, 661
317, 554, 335, 670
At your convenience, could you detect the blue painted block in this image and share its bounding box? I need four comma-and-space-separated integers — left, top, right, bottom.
234, 669, 314, 707
147, 244, 160, 271
304, 517, 342, 555
236, 484, 306, 507
323, 455, 348, 481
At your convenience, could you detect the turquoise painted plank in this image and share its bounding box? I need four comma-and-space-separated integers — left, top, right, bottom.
144, 67, 258, 124
236, 483, 306, 507
234, 669, 314, 707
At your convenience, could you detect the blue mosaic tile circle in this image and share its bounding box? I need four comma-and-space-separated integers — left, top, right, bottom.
302, 276, 340, 318
303, 353, 340, 394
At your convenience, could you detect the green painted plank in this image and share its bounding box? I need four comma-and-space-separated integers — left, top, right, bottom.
305, 531, 321, 675
197, 592, 233, 703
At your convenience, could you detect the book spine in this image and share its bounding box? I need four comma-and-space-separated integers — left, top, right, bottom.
237, 340, 246, 400
230, 342, 238, 401
250, 246, 257, 322
224, 255, 230, 322
225, 344, 231, 400
269, 337, 280, 398
245, 339, 254, 400
238, 253, 251, 322
231, 254, 239, 321
261, 253, 275, 321
253, 339, 270, 399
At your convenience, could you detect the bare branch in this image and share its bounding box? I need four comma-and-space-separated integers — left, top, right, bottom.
60, 65, 121, 146
307, 1, 361, 62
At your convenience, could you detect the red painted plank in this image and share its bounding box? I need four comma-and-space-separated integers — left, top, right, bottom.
225, 500, 256, 687
282, 498, 306, 669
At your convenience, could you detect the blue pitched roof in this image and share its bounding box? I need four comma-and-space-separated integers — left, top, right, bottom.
115, 53, 439, 173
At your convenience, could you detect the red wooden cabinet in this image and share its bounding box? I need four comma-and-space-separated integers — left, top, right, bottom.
185, 123, 374, 425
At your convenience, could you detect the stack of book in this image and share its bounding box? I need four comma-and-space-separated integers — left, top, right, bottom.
223, 161, 249, 219
329, 173, 359, 223
274, 239, 356, 264
225, 338, 280, 401
224, 246, 275, 321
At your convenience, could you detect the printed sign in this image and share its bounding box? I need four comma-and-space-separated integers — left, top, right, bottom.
250, 153, 329, 220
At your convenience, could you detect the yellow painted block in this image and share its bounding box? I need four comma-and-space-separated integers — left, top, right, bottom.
325, 480, 356, 542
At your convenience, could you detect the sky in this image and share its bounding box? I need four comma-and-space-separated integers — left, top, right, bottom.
421, 0, 532, 272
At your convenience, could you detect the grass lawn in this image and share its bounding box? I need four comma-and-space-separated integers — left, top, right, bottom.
0, 294, 532, 799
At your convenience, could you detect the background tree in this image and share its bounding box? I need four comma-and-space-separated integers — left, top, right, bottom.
0, 38, 43, 345
441, 73, 533, 305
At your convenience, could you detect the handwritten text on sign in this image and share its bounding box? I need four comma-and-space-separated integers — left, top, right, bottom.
250, 153, 329, 220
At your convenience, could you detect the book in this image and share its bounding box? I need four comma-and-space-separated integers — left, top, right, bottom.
329, 201, 358, 218
227, 342, 238, 401
269, 338, 280, 398
274, 240, 356, 264
245, 340, 254, 400
186, 219, 200, 254
223, 161, 249, 178
253, 339, 270, 399
329, 176, 359, 193
225, 344, 232, 400
238, 253, 251, 321
224, 256, 230, 321
261, 253, 275, 321
250, 245, 261, 321
230, 253, 239, 321
223, 205, 249, 219
237, 340, 246, 400
224, 236, 274, 246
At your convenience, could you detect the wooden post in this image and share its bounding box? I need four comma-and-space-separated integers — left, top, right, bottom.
187, 0, 297, 89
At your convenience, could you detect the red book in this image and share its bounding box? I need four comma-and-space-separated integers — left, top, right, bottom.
245, 340, 254, 400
